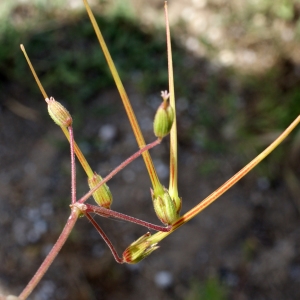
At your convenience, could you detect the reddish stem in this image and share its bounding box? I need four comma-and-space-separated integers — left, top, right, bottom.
84, 203, 171, 232
78, 139, 161, 204
84, 212, 123, 263
68, 126, 76, 204
18, 208, 80, 300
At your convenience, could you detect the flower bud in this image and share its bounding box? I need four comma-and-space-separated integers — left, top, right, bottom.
151, 187, 179, 225
46, 97, 72, 127
153, 91, 174, 138
123, 232, 159, 264
88, 172, 113, 209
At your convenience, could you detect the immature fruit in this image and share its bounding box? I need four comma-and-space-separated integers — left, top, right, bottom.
122, 232, 159, 264
153, 91, 174, 139
151, 187, 179, 225
88, 172, 113, 209
46, 97, 72, 127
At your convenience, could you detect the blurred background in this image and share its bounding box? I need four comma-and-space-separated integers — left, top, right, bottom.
0, 0, 300, 299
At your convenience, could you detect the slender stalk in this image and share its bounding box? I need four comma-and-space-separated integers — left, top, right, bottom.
84, 212, 123, 263
68, 126, 77, 204
84, 203, 171, 232
20, 44, 48, 99
18, 208, 80, 300
62, 127, 94, 178
148, 115, 300, 242
20, 44, 94, 179
82, 0, 164, 195
79, 139, 162, 204
164, 2, 178, 201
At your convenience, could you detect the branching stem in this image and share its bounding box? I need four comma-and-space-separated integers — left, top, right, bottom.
78, 139, 161, 204
84, 212, 124, 263
84, 203, 171, 232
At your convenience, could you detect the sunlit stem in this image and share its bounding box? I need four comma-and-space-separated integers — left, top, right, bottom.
79, 139, 162, 204
84, 212, 123, 263
148, 115, 300, 243
68, 126, 77, 204
84, 203, 171, 232
82, 0, 164, 196
18, 207, 80, 300
20, 44, 94, 179
164, 2, 178, 201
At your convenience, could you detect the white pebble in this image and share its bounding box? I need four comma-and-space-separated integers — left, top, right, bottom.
154, 271, 173, 288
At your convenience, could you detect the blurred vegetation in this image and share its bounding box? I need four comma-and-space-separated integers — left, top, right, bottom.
0, 1, 299, 174
187, 277, 228, 300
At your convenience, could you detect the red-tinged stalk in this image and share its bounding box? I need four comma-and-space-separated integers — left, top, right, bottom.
164, 2, 179, 203
82, 0, 164, 196
61, 126, 93, 178
84, 212, 124, 263
82, 203, 171, 232
18, 207, 80, 300
145, 115, 300, 245
79, 139, 161, 204
20, 44, 94, 179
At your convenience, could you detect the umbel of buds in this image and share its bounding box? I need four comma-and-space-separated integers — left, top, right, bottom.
123, 232, 159, 264
151, 187, 180, 225
88, 172, 113, 209
153, 91, 174, 139
46, 97, 72, 127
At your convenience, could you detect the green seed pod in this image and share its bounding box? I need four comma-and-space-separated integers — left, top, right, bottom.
151, 187, 179, 225
122, 232, 159, 264
88, 172, 113, 209
153, 91, 174, 139
46, 97, 72, 127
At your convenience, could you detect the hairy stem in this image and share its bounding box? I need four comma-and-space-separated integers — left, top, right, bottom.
84, 212, 123, 263
84, 203, 171, 232
18, 208, 80, 300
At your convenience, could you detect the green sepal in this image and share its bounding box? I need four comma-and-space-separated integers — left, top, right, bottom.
151, 187, 180, 225
122, 232, 159, 264
88, 172, 113, 209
